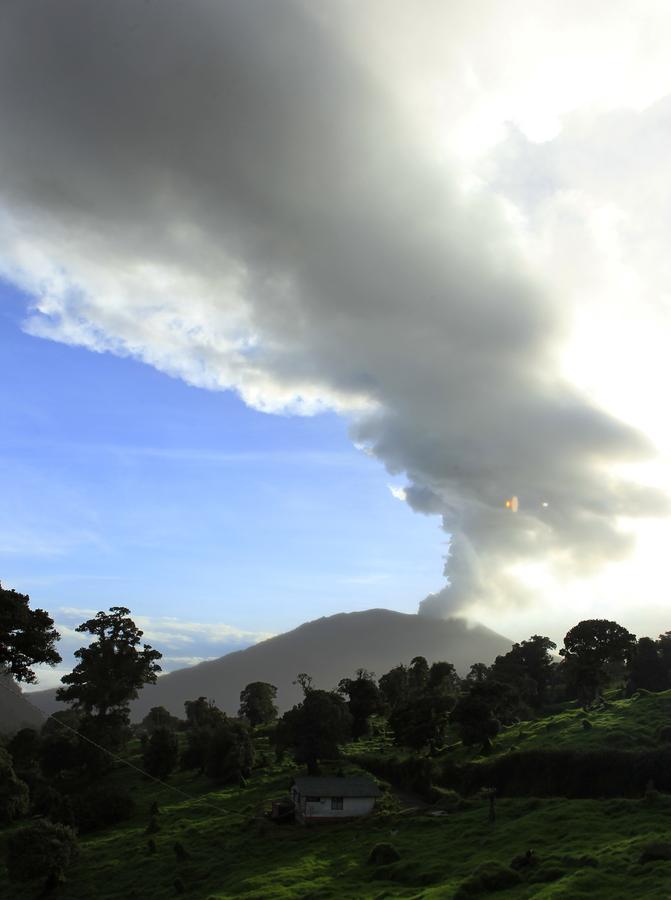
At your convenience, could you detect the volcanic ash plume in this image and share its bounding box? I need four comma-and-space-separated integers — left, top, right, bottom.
0, 0, 665, 618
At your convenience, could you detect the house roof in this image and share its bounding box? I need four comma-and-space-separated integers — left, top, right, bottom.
293, 776, 381, 798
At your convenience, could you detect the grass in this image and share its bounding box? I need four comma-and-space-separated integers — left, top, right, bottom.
3, 753, 671, 897
461, 690, 671, 764
3, 693, 671, 898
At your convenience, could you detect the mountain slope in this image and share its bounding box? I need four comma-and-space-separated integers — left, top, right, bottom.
28, 609, 513, 722
0, 675, 45, 733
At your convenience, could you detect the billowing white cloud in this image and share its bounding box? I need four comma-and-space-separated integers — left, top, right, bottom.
1, 1, 669, 624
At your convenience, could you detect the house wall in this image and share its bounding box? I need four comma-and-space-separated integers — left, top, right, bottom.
296, 793, 375, 822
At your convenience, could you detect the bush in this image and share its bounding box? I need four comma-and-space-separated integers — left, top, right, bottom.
454, 861, 521, 897
6, 820, 78, 885
73, 784, 135, 832
368, 843, 401, 865
656, 725, 671, 742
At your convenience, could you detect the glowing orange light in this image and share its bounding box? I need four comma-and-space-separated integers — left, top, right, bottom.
505, 495, 519, 512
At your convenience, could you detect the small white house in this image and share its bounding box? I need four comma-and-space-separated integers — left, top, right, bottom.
291, 775, 381, 824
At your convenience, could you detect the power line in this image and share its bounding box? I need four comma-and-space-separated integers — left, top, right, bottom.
1, 679, 248, 821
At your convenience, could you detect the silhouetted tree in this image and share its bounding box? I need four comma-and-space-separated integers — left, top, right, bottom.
238, 682, 278, 727
57, 607, 161, 724
276, 688, 351, 773
204, 719, 254, 784
408, 656, 430, 694
466, 663, 490, 684
40, 729, 81, 779
0, 582, 61, 683
428, 661, 460, 695
490, 635, 557, 710
389, 692, 454, 751
143, 726, 179, 779
141, 706, 181, 733
7, 728, 41, 772
560, 619, 636, 705
184, 696, 225, 729
337, 669, 384, 738
627, 636, 668, 694
450, 681, 517, 751
379, 664, 409, 710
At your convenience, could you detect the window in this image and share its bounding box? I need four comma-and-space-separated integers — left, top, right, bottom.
331, 796, 344, 810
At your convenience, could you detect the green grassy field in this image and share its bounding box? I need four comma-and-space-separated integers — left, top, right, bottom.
3, 747, 671, 898
3, 693, 671, 899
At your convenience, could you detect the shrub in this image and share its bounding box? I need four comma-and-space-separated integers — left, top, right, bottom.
656, 725, 671, 742
6, 820, 78, 886
368, 843, 401, 865
454, 861, 521, 897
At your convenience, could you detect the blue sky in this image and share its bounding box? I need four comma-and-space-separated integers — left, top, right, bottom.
1, 281, 445, 687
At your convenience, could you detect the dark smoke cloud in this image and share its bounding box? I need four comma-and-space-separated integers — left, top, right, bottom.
0, 0, 664, 618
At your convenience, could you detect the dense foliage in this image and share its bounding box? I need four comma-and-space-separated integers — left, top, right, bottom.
0, 581, 61, 683
238, 682, 278, 726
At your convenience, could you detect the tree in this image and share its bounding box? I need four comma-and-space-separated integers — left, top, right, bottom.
238, 682, 278, 727
0, 748, 29, 824
204, 720, 254, 784
141, 706, 181, 733
490, 635, 557, 711
275, 688, 351, 773
337, 669, 384, 738
379, 664, 409, 711
0, 582, 61, 683
560, 619, 636, 705
56, 607, 162, 721
450, 681, 517, 751
6, 820, 78, 890
143, 727, 179, 779
466, 663, 490, 684
428, 661, 460, 695
408, 656, 430, 694
180, 698, 227, 772
627, 637, 668, 694
184, 697, 225, 729
7, 728, 41, 772
389, 692, 454, 751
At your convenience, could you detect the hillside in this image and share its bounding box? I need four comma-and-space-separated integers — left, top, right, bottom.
0, 676, 44, 734
3, 723, 671, 898
28, 609, 512, 722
